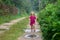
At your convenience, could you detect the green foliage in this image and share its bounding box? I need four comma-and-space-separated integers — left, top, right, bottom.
39, 0, 57, 10
38, 0, 60, 40
0, 0, 35, 16
0, 15, 21, 24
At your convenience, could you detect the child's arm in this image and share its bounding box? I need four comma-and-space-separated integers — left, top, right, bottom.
35, 16, 37, 21
29, 16, 30, 22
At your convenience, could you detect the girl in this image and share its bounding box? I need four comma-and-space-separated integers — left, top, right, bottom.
29, 12, 36, 32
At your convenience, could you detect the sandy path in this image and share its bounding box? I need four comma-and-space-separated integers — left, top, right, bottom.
0, 17, 26, 34
18, 21, 43, 40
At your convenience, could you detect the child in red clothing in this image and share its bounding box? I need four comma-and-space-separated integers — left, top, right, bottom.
29, 12, 36, 32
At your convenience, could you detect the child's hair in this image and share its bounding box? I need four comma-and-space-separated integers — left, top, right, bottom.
30, 11, 35, 16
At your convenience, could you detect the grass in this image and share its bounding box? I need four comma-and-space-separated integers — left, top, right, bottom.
0, 17, 29, 40
0, 14, 28, 25
0, 29, 6, 31
0, 15, 22, 25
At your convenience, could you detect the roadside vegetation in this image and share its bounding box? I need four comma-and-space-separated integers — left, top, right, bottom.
0, 18, 29, 40
38, 0, 60, 40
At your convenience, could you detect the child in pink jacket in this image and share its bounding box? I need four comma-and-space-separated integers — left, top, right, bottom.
29, 12, 36, 32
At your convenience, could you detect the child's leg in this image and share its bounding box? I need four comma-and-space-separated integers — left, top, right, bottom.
33, 24, 36, 32
30, 24, 35, 32
31, 25, 33, 32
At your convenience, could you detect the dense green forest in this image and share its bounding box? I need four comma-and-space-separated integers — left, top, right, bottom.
0, 0, 39, 16
0, 0, 40, 24
38, 0, 60, 40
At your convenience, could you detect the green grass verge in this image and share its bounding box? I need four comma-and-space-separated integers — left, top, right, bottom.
0, 15, 22, 24
0, 14, 28, 25
0, 17, 29, 40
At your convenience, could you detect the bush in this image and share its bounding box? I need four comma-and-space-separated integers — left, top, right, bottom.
38, 3, 60, 40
